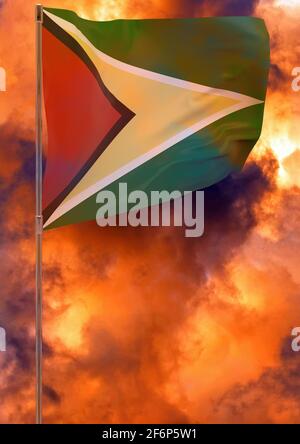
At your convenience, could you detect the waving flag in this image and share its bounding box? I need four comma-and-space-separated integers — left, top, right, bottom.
42, 8, 269, 230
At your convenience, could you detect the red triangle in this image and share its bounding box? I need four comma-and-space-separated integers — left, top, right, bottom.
42, 28, 124, 210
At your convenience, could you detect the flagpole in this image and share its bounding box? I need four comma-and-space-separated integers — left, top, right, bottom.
35, 3, 43, 425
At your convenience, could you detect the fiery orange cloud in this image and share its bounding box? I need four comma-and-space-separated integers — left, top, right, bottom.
0, 0, 299, 424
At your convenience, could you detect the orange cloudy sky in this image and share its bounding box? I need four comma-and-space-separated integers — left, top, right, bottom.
0, 0, 300, 424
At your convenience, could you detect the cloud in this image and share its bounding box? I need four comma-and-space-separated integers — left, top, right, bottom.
215, 339, 300, 423
0, 0, 299, 425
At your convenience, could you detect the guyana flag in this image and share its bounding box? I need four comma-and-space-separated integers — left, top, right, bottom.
42, 8, 269, 230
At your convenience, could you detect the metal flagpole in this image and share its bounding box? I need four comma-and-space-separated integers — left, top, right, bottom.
35, 3, 43, 425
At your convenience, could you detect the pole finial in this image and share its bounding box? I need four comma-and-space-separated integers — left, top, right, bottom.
36, 4, 43, 23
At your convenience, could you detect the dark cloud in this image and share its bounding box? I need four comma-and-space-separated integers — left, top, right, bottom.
208, 0, 260, 16
44, 385, 61, 405
268, 63, 289, 91
215, 343, 300, 423
200, 154, 277, 270
125, 0, 260, 18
